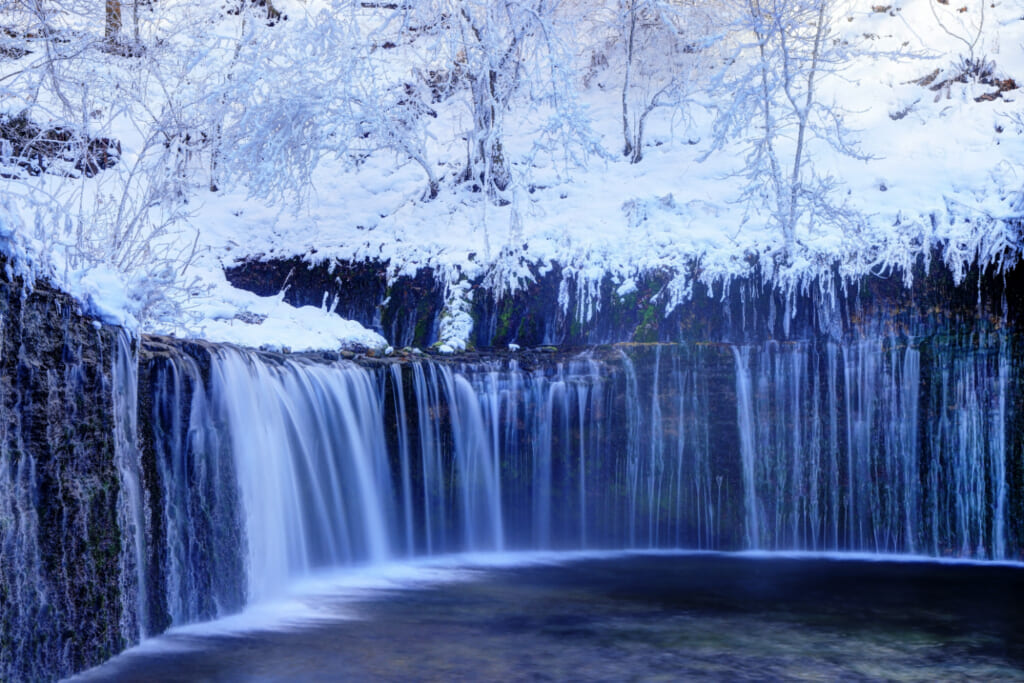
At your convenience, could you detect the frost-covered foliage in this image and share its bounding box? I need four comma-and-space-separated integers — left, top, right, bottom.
0, 0, 216, 327
209, 3, 367, 206
0, 0, 1022, 350
601, 0, 725, 163
704, 0, 868, 259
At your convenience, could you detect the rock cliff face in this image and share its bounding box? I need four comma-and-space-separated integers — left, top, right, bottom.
225, 257, 446, 348
0, 266, 127, 682
224, 254, 1024, 349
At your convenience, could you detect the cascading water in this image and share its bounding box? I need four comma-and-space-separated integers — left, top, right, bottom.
729, 332, 1015, 557
732, 345, 760, 549
132, 327, 1021, 633
213, 351, 397, 601
112, 332, 147, 643
145, 349, 244, 628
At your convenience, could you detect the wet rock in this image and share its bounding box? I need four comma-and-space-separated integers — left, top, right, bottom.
0, 258, 124, 681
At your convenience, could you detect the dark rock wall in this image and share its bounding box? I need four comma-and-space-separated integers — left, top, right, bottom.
0, 269, 126, 682
224, 254, 1024, 349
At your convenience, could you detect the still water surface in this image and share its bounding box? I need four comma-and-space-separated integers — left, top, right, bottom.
74, 553, 1024, 681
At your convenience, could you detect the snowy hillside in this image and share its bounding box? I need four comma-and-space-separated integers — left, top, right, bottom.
1, 0, 1022, 351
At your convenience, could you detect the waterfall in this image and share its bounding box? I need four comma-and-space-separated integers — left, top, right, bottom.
724, 332, 1016, 557
732, 345, 761, 549
146, 350, 244, 626
994, 336, 1009, 560
0, 354, 46, 680
211, 351, 397, 602
132, 331, 1020, 629
387, 364, 416, 556
442, 367, 504, 552
923, 331, 1012, 559
112, 332, 147, 641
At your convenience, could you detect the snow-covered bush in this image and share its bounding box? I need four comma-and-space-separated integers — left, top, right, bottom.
205, 2, 365, 206
0, 0, 213, 326
929, 0, 987, 67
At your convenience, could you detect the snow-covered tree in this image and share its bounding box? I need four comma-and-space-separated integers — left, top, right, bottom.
616, 0, 721, 163
202, 2, 376, 205
405, 0, 595, 200
705, 0, 866, 258
105, 0, 121, 42
0, 0, 222, 322
431, 0, 542, 196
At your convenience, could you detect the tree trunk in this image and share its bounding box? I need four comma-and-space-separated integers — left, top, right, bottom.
468, 71, 510, 195
787, 1, 828, 242
621, 2, 637, 159
105, 0, 122, 42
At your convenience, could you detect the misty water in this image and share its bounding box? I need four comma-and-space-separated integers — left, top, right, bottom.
73, 552, 1024, 681
36, 330, 1024, 680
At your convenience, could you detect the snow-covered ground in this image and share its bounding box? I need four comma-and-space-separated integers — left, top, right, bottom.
1, 0, 1022, 352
